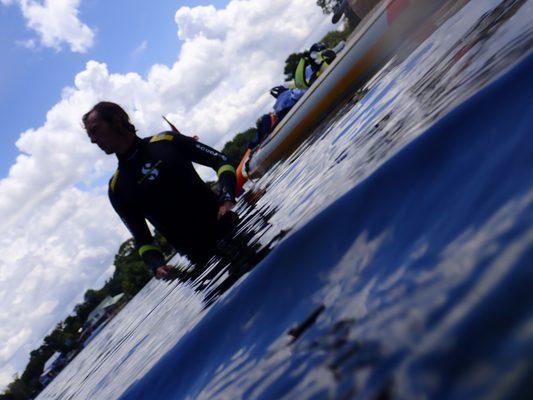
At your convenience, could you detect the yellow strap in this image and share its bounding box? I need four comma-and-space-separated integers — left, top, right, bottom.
109, 170, 119, 192
138, 244, 160, 257
294, 58, 309, 89
217, 164, 236, 177
150, 133, 174, 143
317, 61, 330, 78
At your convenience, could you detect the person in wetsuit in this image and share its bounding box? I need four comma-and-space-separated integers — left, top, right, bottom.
294, 42, 338, 89
83, 102, 237, 279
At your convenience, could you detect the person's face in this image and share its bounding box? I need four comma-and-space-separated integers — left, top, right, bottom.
85, 111, 130, 154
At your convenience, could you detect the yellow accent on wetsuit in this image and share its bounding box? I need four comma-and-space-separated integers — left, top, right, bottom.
217, 164, 236, 177
138, 244, 160, 257
150, 134, 174, 143
110, 170, 120, 192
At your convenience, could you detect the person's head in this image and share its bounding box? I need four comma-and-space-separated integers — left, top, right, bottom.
270, 85, 289, 99
83, 102, 137, 154
309, 42, 326, 55
308, 42, 328, 65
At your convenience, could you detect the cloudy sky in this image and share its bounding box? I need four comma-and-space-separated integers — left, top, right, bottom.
0, 0, 333, 388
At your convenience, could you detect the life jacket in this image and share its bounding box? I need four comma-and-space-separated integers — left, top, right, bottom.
294, 58, 311, 89
294, 49, 336, 89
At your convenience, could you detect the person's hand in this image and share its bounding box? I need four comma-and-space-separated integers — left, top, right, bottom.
217, 201, 235, 220
155, 265, 172, 279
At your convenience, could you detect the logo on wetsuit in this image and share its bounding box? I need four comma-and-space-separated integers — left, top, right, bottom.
195, 143, 227, 161
138, 160, 163, 183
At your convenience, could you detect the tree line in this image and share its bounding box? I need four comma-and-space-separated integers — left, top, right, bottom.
0, 234, 174, 400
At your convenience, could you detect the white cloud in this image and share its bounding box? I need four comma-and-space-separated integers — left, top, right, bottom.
0, 329, 31, 361
3, 0, 94, 52
0, 0, 331, 387
132, 40, 148, 57
15, 38, 37, 49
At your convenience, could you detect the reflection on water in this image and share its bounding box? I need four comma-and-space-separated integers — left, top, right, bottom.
38, 1, 533, 399
245, 0, 532, 253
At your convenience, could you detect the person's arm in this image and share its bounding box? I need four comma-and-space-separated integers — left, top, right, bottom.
172, 133, 237, 207
108, 183, 169, 277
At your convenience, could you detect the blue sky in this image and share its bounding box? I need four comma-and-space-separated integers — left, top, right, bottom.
0, 0, 228, 178
0, 0, 333, 388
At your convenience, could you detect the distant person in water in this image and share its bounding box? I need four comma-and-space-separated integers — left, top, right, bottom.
294, 42, 338, 89
270, 85, 307, 121
248, 84, 309, 149
83, 102, 237, 279
248, 41, 344, 149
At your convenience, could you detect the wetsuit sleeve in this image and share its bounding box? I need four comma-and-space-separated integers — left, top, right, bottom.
108, 187, 166, 272
171, 133, 237, 203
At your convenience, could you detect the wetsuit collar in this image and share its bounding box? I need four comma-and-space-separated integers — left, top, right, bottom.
117, 136, 143, 162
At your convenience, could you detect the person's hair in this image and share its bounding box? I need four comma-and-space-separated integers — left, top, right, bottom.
82, 102, 136, 135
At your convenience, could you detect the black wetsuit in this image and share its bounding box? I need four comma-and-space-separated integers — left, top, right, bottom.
108, 132, 236, 272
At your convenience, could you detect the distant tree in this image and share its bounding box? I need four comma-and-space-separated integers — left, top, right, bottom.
3, 375, 32, 400
320, 29, 348, 48
283, 52, 307, 82
316, 0, 338, 13
63, 315, 81, 334
117, 260, 151, 296
43, 325, 73, 353
74, 301, 93, 322
20, 347, 53, 385
116, 238, 136, 258
83, 289, 105, 306
221, 128, 257, 166
111, 238, 152, 296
